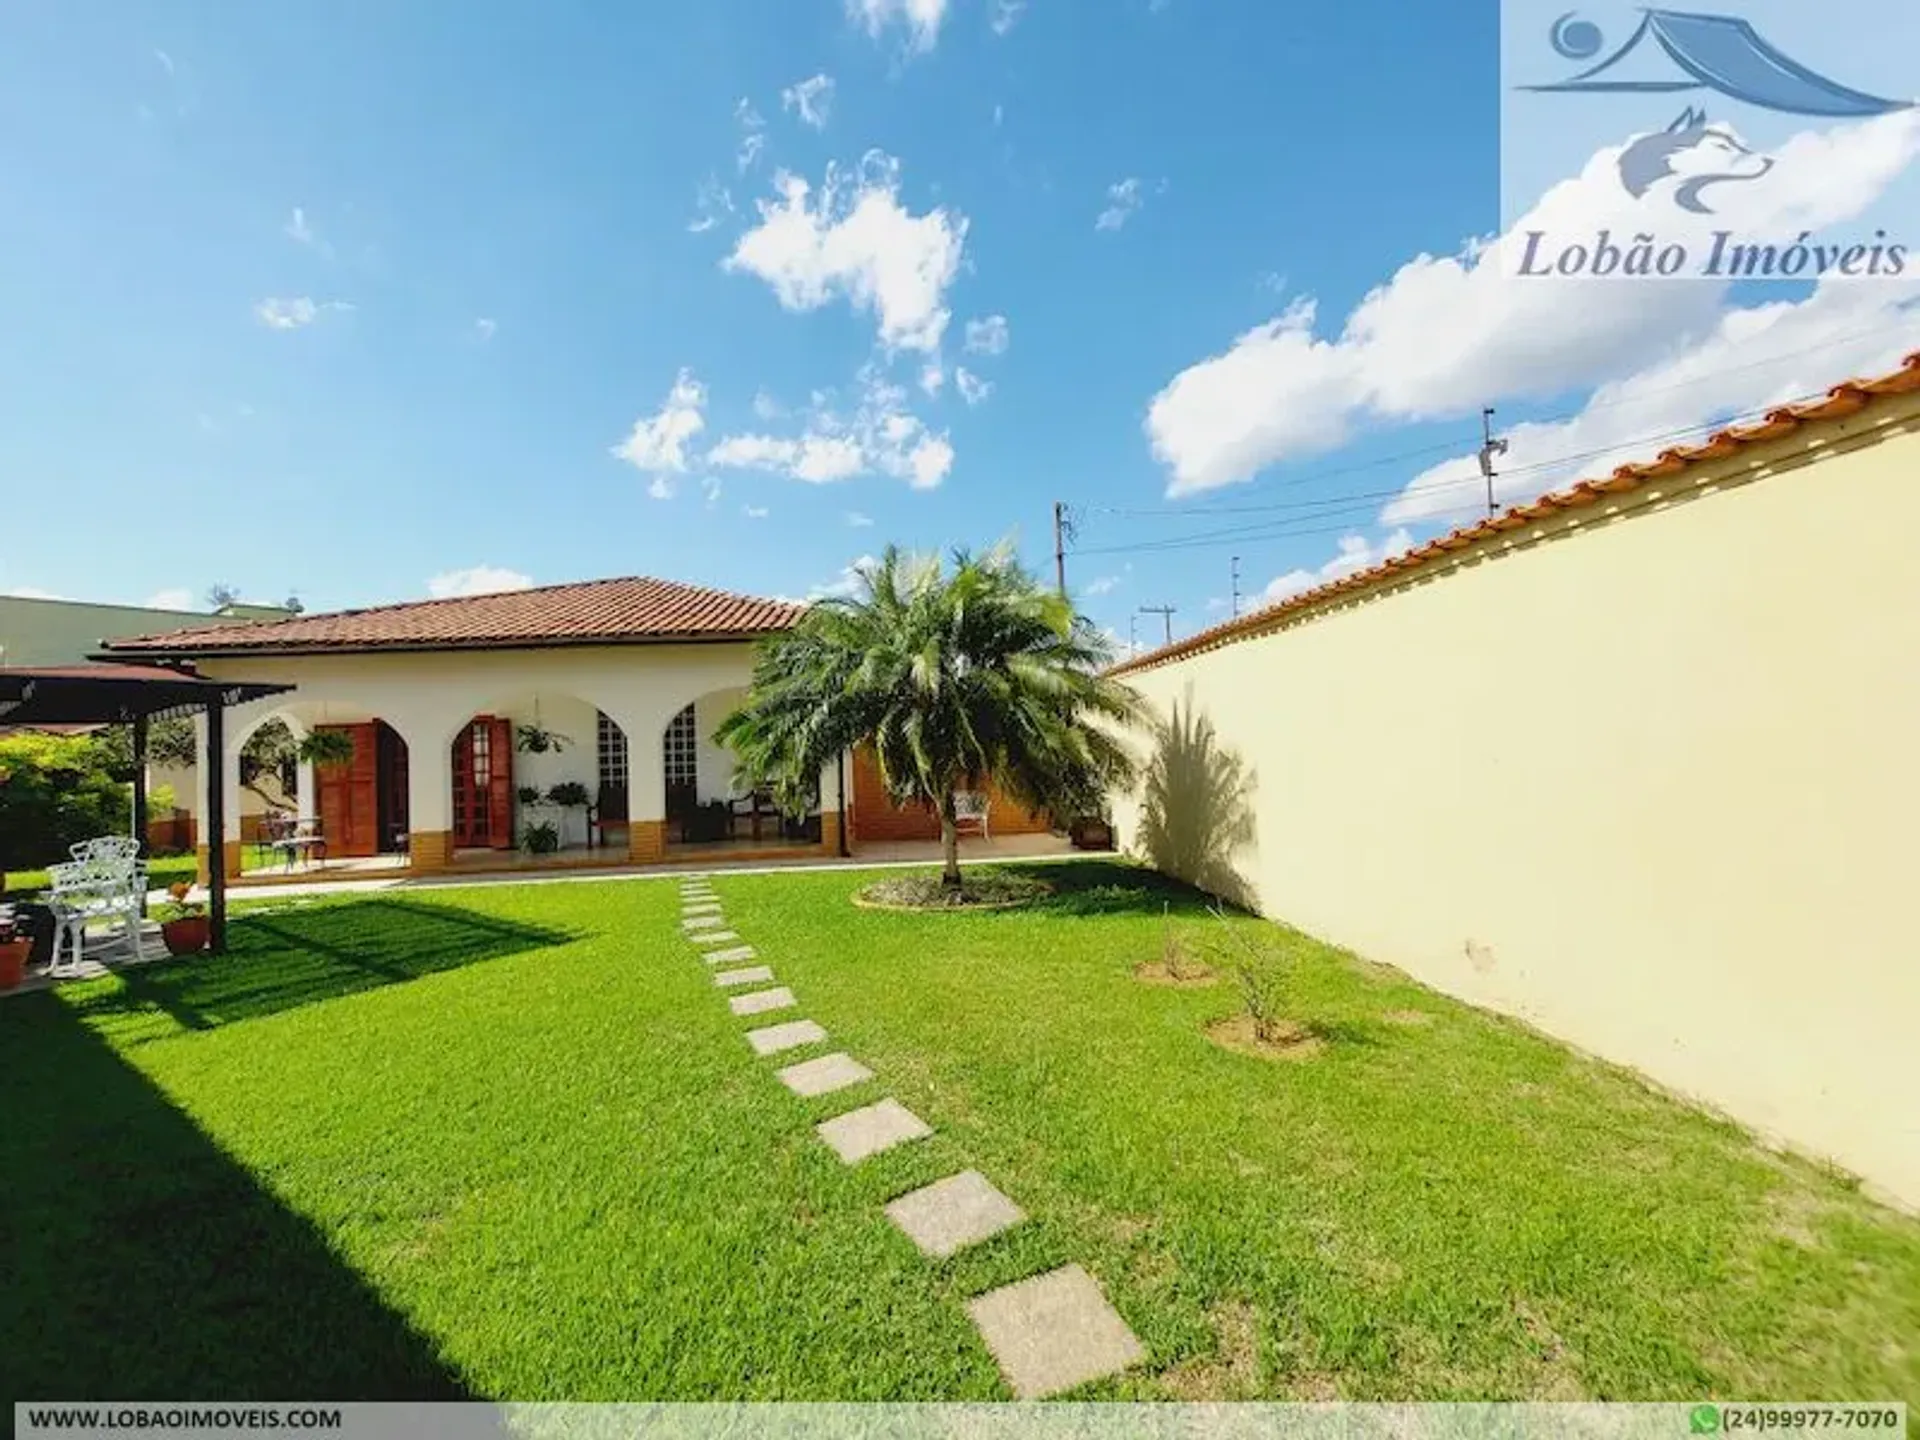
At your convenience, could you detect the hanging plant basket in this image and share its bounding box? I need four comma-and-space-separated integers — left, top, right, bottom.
296, 730, 357, 769
515, 724, 572, 755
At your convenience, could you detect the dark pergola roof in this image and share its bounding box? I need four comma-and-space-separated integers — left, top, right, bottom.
0, 663, 294, 956
0, 664, 292, 726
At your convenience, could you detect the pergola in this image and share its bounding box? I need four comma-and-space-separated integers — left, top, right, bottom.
0, 663, 294, 953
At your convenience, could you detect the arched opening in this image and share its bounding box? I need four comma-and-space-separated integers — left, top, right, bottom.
664, 688, 821, 855
225, 708, 412, 877
446, 695, 629, 863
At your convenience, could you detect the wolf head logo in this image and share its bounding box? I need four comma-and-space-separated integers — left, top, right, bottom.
1618, 108, 1776, 214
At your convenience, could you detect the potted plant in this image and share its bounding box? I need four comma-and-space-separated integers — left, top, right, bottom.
296, 730, 357, 769
514, 723, 571, 755
1069, 814, 1115, 851
0, 908, 29, 990
516, 784, 545, 807
546, 780, 591, 810
157, 881, 211, 957
521, 820, 561, 855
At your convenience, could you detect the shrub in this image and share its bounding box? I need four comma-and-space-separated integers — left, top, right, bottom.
0, 733, 131, 871
1207, 914, 1293, 1043
520, 821, 561, 855
546, 781, 591, 809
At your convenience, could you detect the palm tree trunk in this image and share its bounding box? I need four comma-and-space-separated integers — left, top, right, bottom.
939, 795, 963, 889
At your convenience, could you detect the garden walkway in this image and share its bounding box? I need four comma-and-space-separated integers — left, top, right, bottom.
673, 874, 1146, 1399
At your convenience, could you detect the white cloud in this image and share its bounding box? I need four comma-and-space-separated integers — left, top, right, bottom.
427, 566, 534, 599
707, 365, 955, 489
648, 476, 676, 501
474, 317, 497, 343
847, 0, 949, 51
920, 359, 946, 396
989, 0, 1025, 35
1384, 281, 1920, 527
252, 296, 351, 330
781, 74, 836, 130
964, 313, 1010, 356
811, 554, 881, 600
154, 49, 175, 76
955, 367, 993, 406
689, 175, 734, 234
144, 587, 196, 611
736, 99, 767, 172
725, 152, 966, 353
1261, 530, 1415, 606
1083, 574, 1122, 597
3, 585, 72, 601
284, 207, 329, 256
847, 510, 875, 527
1096, 177, 1143, 232
1148, 110, 1920, 499
751, 389, 785, 420
742, 503, 771, 519
611, 369, 708, 482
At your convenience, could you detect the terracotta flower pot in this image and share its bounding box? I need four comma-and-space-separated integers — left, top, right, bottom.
161, 916, 210, 957
1070, 818, 1114, 851
0, 939, 29, 991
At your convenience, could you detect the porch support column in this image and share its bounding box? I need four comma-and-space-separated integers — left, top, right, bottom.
295, 758, 317, 825
818, 757, 846, 857
132, 715, 150, 914
192, 711, 243, 885
619, 713, 667, 866
406, 724, 457, 871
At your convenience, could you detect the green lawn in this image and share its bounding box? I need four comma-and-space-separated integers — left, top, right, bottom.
3, 861, 1915, 1405
3, 851, 196, 899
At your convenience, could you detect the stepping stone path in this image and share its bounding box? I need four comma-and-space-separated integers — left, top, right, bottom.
885, 1170, 1025, 1259
746, 1019, 827, 1056
776, 1052, 874, 1097
667, 870, 1144, 1399
730, 987, 797, 1017
816, 1098, 933, 1164
966, 1264, 1146, 1399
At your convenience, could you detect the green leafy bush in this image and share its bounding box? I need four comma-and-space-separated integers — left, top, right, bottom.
0, 733, 132, 871
546, 781, 591, 808
520, 821, 561, 855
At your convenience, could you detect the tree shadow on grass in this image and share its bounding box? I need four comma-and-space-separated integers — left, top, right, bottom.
0, 992, 469, 1400
1135, 688, 1259, 910
1008, 860, 1235, 919
60, 899, 579, 1041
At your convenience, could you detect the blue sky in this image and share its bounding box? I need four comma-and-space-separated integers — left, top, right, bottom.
3, 0, 1916, 651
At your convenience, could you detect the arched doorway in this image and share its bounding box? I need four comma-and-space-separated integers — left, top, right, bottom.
313, 719, 410, 857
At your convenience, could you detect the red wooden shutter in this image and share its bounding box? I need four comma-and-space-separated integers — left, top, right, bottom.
346, 723, 379, 856
487, 717, 515, 849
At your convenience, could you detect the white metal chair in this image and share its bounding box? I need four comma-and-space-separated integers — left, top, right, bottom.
953, 791, 991, 841
46, 849, 147, 973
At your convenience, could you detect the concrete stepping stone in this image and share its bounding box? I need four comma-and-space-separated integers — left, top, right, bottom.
682, 915, 725, 932
703, 945, 757, 965
966, 1264, 1146, 1399
682, 902, 722, 916
729, 987, 796, 1017
713, 966, 775, 988
776, 1052, 874, 1097
816, 1098, 932, 1164
688, 929, 740, 946
746, 1019, 827, 1056
885, 1171, 1026, 1259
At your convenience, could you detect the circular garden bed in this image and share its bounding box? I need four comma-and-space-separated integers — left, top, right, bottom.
853, 869, 1053, 912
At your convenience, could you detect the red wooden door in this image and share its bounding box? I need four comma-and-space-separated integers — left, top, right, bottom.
452, 717, 516, 850
315, 723, 379, 858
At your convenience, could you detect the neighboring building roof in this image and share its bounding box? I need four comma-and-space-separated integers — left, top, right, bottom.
102, 576, 805, 658
1111, 346, 1920, 678
0, 594, 292, 669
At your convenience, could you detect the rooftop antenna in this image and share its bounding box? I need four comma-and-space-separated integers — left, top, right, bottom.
1479, 407, 1510, 520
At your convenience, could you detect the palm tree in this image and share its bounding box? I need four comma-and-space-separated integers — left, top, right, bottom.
717, 545, 1142, 889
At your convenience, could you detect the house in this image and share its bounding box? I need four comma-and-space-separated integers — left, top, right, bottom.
102, 575, 1053, 881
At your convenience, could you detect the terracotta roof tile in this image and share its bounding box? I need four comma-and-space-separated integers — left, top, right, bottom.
103, 576, 804, 657
1111, 347, 1920, 678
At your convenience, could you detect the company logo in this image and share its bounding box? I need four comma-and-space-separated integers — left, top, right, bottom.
1504, 4, 1917, 278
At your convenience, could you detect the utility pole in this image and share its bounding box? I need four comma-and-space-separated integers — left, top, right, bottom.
1230, 556, 1243, 619
1139, 605, 1176, 646
1478, 407, 1510, 520
1051, 501, 1074, 597
1128, 614, 1139, 657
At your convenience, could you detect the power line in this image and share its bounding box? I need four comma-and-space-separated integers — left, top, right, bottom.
1087, 316, 1918, 525
1138, 605, 1176, 645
